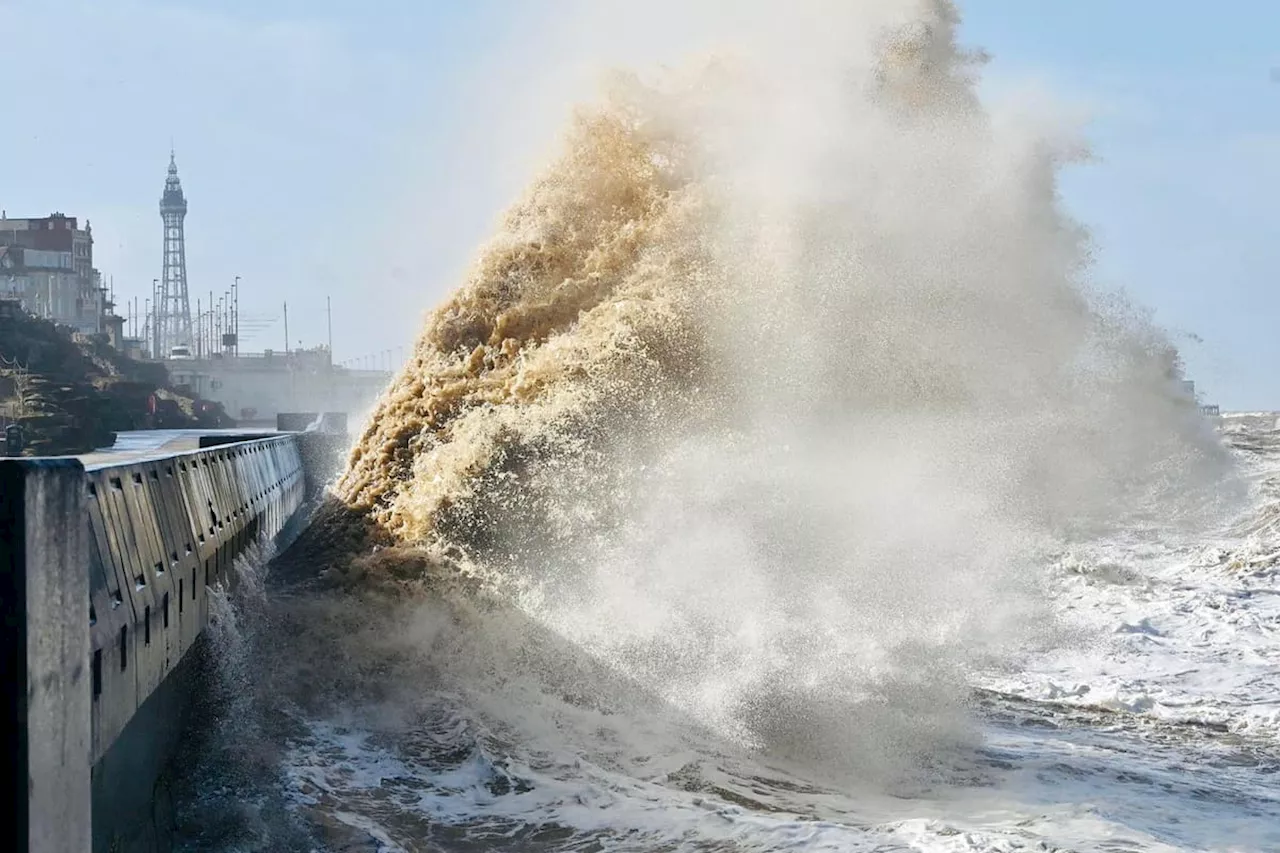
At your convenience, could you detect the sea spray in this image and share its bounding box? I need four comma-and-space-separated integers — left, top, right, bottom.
329, 0, 1235, 785
170, 545, 324, 851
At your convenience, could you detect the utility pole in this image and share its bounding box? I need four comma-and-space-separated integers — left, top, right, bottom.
152, 278, 160, 356
283, 301, 290, 356
232, 276, 240, 358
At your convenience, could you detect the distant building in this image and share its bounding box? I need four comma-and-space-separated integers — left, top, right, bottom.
0, 213, 109, 334
1176, 377, 1221, 418
0, 212, 92, 274
103, 312, 126, 348
120, 337, 147, 361
165, 347, 389, 426
156, 153, 194, 354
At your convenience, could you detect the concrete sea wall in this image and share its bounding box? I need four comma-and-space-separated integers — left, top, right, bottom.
86, 436, 304, 762
1, 434, 308, 852
0, 458, 92, 853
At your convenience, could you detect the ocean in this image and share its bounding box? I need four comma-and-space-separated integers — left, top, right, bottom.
172, 3, 1278, 848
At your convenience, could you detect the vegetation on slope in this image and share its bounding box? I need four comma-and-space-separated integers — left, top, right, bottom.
0, 306, 232, 455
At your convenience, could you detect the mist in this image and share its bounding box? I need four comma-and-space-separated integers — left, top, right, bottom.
323, 0, 1240, 788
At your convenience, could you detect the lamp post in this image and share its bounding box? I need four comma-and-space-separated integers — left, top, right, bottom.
152, 278, 159, 357
232, 276, 239, 358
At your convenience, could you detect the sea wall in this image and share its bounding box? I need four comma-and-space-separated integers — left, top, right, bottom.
85, 435, 306, 851
0, 458, 92, 853
0, 434, 308, 852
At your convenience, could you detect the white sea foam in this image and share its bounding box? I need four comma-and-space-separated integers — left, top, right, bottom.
228, 418, 1277, 853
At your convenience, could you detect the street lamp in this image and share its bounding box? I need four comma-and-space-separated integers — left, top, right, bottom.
232, 276, 239, 357
152, 278, 160, 357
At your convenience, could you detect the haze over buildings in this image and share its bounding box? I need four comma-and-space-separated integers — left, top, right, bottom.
2, 1, 1277, 407
2, 153, 391, 428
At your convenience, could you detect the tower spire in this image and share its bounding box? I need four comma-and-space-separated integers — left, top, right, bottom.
158, 150, 192, 356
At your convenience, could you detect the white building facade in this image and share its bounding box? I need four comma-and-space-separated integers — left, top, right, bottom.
0, 213, 108, 334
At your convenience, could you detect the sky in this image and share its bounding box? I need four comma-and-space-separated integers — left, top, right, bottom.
2, 0, 1278, 408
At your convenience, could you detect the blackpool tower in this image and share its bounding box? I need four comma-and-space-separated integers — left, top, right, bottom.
157, 151, 193, 355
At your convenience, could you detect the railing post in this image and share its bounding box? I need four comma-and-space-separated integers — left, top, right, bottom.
0, 459, 91, 852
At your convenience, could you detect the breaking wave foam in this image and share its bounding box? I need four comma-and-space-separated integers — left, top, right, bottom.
329, 0, 1236, 786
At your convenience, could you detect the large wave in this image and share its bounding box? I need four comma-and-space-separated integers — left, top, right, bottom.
325, 0, 1233, 783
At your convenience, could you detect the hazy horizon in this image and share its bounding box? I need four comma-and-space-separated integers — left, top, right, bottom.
3, 0, 1277, 408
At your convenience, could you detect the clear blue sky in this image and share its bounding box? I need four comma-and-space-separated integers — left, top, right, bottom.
3, 1, 1277, 408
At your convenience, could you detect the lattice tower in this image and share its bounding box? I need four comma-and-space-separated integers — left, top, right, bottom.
157, 151, 193, 354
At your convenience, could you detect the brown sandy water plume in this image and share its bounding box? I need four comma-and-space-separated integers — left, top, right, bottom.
327, 0, 1235, 779
339, 83, 714, 554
